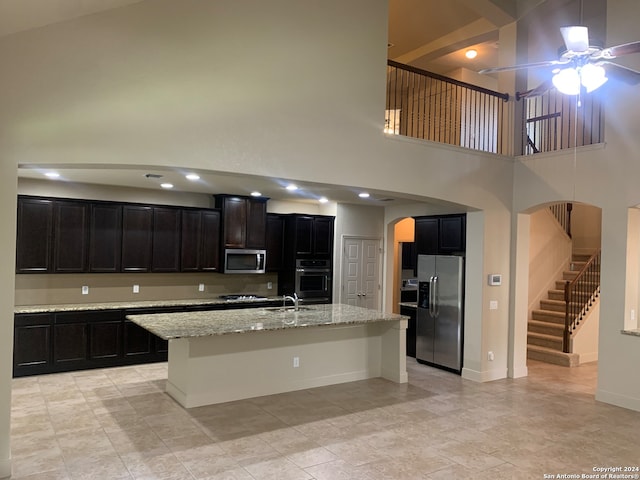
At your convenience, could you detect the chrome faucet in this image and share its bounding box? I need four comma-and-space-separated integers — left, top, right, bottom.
283, 292, 299, 311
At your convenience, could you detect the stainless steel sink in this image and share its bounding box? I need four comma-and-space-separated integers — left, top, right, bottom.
265, 306, 312, 313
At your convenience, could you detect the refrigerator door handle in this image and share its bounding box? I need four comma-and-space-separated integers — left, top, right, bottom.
433, 275, 439, 317
429, 276, 435, 317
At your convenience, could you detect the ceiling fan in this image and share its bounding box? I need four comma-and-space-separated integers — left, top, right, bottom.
479, 25, 640, 98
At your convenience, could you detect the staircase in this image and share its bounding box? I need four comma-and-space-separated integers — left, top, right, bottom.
527, 252, 594, 367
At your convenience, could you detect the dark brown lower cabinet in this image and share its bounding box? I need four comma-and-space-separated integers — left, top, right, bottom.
13, 309, 167, 378
400, 305, 417, 358
13, 313, 53, 377
54, 322, 88, 367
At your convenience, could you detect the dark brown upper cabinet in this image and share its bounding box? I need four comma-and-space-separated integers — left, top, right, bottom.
121, 205, 153, 272
89, 203, 122, 273
265, 214, 284, 272
53, 200, 90, 273
415, 214, 466, 256
180, 208, 221, 272
151, 207, 181, 273
284, 214, 335, 260
215, 195, 268, 250
16, 197, 54, 273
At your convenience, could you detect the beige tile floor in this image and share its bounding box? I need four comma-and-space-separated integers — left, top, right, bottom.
9, 358, 640, 479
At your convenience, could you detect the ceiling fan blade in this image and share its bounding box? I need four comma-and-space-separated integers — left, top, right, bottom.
479, 59, 568, 74
516, 79, 553, 99
602, 61, 640, 85
601, 40, 640, 58
560, 26, 589, 53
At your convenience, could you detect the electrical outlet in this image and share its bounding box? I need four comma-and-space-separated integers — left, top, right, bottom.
488, 351, 495, 361
81, 286, 89, 295
198, 283, 205, 292
267, 281, 273, 290
293, 356, 300, 368
631, 309, 636, 321
489, 300, 498, 310
133, 284, 140, 294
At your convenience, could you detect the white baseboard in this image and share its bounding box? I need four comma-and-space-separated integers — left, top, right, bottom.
509, 365, 529, 378
461, 366, 507, 382
596, 389, 640, 412
578, 352, 598, 364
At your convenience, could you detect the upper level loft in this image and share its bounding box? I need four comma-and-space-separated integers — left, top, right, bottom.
386, 0, 615, 157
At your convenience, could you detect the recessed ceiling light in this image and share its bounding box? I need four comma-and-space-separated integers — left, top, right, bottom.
250, 191, 262, 197
319, 197, 329, 203
465, 49, 478, 59
45, 172, 60, 179
286, 184, 298, 191
185, 173, 200, 181
358, 192, 370, 198
160, 183, 174, 189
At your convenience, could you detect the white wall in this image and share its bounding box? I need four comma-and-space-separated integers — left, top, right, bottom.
512, 0, 640, 412
0, 1, 523, 473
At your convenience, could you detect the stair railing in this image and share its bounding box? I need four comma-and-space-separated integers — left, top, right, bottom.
549, 202, 572, 238
563, 249, 601, 353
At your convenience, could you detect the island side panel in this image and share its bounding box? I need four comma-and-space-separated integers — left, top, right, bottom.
165, 322, 403, 408
379, 319, 408, 384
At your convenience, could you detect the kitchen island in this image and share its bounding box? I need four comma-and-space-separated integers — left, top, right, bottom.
127, 303, 408, 408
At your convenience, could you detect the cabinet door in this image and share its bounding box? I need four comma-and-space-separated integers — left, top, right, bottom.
180, 209, 202, 272
415, 217, 438, 255
246, 198, 267, 249
89, 203, 122, 273
400, 306, 417, 358
200, 210, 220, 271
152, 207, 181, 272
121, 205, 153, 272
53, 323, 87, 366
13, 313, 53, 376
123, 321, 153, 357
265, 214, 284, 271
401, 242, 417, 270
221, 196, 246, 248
312, 217, 334, 258
88, 311, 123, 361
294, 216, 314, 257
16, 197, 54, 273
439, 215, 466, 253
53, 200, 90, 273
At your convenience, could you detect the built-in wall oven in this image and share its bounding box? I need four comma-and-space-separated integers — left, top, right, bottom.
295, 259, 332, 303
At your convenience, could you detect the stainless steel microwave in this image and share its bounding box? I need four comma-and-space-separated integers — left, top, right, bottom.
224, 249, 266, 274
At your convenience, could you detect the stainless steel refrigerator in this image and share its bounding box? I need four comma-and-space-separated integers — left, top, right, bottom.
416, 255, 464, 373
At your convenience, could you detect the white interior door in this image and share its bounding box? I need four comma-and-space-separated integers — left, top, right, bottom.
342, 237, 381, 309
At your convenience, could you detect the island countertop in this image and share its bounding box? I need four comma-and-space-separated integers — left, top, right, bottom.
126, 303, 408, 340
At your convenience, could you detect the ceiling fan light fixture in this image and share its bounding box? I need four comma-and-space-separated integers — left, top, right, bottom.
580, 63, 608, 92
552, 67, 581, 95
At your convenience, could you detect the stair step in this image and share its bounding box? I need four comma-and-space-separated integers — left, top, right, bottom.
548, 289, 565, 301
562, 270, 578, 280
527, 345, 579, 367
531, 309, 565, 324
528, 319, 564, 335
527, 332, 563, 349
540, 299, 565, 312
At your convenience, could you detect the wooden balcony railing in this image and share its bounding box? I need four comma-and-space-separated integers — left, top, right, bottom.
563, 249, 601, 353
386, 60, 511, 155
520, 89, 604, 155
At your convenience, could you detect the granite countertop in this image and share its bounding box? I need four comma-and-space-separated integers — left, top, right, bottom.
398, 302, 417, 309
126, 303, 408, 340
14, 297, 284, 314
